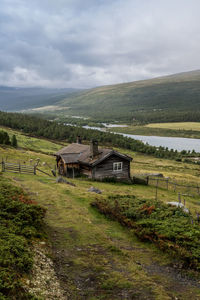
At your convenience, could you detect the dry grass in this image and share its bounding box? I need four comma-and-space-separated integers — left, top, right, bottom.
146, 122, 200, 131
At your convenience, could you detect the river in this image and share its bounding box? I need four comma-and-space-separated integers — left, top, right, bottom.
82, 125, 200, 152
120, 133, 200, 152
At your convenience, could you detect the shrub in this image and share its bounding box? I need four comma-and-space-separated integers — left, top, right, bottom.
0, 177, 45, 299
91, 194, 200, 270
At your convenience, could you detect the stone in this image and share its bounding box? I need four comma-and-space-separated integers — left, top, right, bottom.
167, 201, 189, 213
56, 176, 76, 186
88, 186, 102, 194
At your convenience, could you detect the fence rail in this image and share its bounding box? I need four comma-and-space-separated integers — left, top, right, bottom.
147, 176, 200, 196
1, 161, 36, 175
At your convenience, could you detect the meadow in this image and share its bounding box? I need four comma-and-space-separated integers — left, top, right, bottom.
146, 122, 200, 131
108, 123, 200, 139
1, 127, 200, 299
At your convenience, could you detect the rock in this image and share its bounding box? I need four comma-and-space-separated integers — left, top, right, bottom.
56, 176, 66, 183
167, 201, 189, 213
139, 173, 164, 178
56, 176, 76, 186
88, 186, 102, 194
40, 241, 46, 245
24, 244, 66, 299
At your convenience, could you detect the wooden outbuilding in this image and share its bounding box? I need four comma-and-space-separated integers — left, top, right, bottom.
55, 138, 132, 181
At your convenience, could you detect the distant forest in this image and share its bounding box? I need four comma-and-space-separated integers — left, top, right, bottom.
0, 111, 197, 160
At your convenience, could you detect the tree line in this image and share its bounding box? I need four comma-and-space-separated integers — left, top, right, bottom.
0, 111, 197, 159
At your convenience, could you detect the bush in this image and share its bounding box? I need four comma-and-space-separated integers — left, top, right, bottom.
132, 176, 148, 185
0, 130, 10, 145
11, 134, 17, 147
91, 194, 200, 270
0, 177, 45, 299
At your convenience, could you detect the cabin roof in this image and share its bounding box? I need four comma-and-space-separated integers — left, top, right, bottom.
55, 143, 132, 166
55, 143, 89, 156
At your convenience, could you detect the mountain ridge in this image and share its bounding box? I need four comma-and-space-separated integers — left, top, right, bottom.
1, 69, 200, 123
53, 69, 200, 122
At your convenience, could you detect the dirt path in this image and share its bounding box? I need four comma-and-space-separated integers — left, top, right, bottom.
11, 175, 200, 300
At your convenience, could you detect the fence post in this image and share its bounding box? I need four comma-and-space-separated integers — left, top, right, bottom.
174, 183, 176, 192
34, 165, 36, 175
166, 178, 169, 190
19, 162, 21, 173
155, 179, 158, 201
178, 193, 181, 203
197, 213, 199, 223
197, 185, 200, 195
1, 159, 5, 172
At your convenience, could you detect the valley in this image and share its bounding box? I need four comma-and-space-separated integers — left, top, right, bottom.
1, 126, 200, 299
1, 70, 200, 299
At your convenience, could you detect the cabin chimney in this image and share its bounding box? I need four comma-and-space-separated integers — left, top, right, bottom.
76, 136, 82, 144
90, 139, 99, 157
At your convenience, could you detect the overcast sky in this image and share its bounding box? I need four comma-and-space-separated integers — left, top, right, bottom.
0, 0, 200, 88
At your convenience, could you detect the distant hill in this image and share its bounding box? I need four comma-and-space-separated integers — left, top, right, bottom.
0, 86, 81, 111
1, 70, 200, 123
52, 70, 200, 123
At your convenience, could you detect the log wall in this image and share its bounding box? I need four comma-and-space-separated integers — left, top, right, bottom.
93, 154, 130, 180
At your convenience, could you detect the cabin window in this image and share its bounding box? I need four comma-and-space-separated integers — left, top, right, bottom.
113, 162, 123, 171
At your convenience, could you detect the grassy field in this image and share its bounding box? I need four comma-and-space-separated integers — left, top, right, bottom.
146, 122, 200, 131
0, 125, 66, 154
1, 130, 200, 298
108, 123, 200, 139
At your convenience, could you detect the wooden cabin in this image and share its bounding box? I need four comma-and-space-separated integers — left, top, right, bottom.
55, 138, 132, 181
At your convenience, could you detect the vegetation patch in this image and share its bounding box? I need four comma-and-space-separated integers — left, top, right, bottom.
0, 176, 45, 299
91, 194, 200, 270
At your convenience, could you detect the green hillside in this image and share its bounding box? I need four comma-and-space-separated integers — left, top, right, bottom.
1, 128, 200, 298
40, 70, 200, 123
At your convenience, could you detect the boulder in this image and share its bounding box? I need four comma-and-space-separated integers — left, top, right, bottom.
88, 186, 102, 194
167, 201, 189, 213
56, 176, 76, 186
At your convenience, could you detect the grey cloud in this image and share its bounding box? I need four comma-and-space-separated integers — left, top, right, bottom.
0, 0, 200, 88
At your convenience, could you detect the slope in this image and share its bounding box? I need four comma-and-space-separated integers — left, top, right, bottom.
0, 86, 81, 111
1, 133, 200, 299
52, 70, 200, 122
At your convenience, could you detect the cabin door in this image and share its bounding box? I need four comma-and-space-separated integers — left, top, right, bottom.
58, 161, 65, 176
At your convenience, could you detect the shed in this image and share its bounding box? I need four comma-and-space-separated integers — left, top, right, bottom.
55, 138, 132, 181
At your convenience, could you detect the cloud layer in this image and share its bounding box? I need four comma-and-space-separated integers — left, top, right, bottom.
0, 0, 200, 88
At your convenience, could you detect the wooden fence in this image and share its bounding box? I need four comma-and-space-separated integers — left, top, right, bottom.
1, 160, 36, 175
147, 176, 200, 197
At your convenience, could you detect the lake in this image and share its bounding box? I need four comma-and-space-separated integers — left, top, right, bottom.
120, 133, 200, 152
82, 125, 200, 152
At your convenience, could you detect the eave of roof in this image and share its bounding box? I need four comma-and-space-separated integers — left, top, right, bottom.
56, 143, 132, 166
90, 150, 132, 167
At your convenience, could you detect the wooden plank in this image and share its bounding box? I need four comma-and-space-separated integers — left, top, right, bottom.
36, 168, 52, 177
4, 170, 20, 173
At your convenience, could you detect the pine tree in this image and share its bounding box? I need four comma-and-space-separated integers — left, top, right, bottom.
11, 134, 17, 147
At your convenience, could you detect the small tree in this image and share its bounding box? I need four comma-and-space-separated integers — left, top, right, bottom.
0, 131, 10, 145
11, 134, 17, 147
